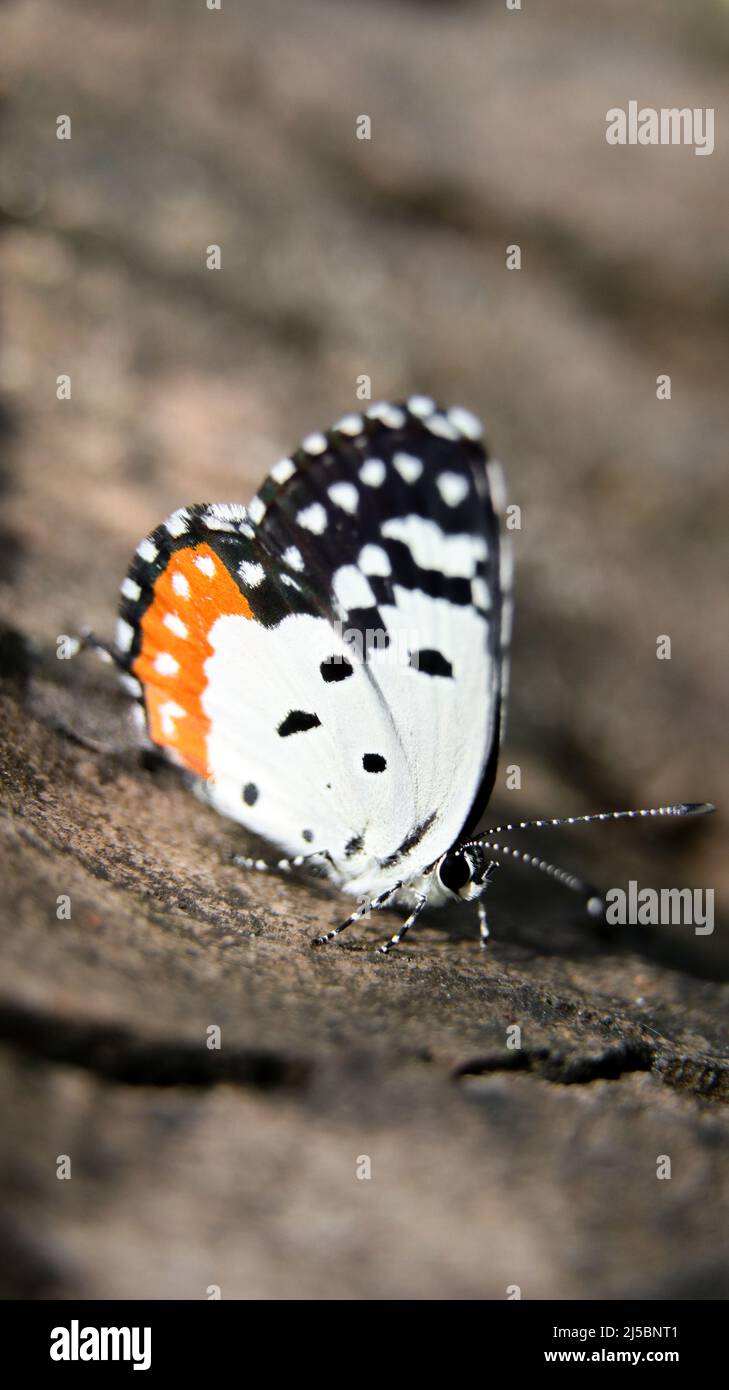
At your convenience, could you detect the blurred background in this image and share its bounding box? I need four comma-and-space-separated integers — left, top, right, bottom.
0, 0, 727, 1300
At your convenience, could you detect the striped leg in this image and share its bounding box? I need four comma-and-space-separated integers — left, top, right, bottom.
313, 882, 403, 947
378, 894, 427, 955
234, 849, 333, 876
78, 627, 124, 669
477, 899, 490, 950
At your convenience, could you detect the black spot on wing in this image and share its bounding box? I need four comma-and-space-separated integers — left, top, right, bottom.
370, 538, 473, 609
343, 608, 390, 656
242, 782, 259, 805
320, 655, 354, 682
345, 834, 364, 857
409, 649, 453, 678
363, 753, 386, 774
277, 710, 322, 737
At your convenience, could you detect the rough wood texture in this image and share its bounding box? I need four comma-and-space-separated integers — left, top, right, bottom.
0, 0, 727, 1299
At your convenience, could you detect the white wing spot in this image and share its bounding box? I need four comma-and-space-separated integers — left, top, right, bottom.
163, 613, 188, 638
120, 577, 141, 601
172, 572, 190, 598
137, 538, 158, 564
366, 402, 406, 429
248, 496, 266, 524
115, 618, 134, 652
270, 457, 296, 485
238, 560, 265, 587
334, 414, 364, 436
333, 565, 376, 611
328, 481, 359, 514
282, 545, 305, 571
381, 515, 487, 577
195, 554, 216, 577
407, 395, 435, 418
297, 502, 327, 534
425, 413, 459, 441
437, 472, 470, 507
393, 451, 423, 484
358, 544, 391, 577
301, 431, 328, 456
154, 652, 179, 676
158, 699, 186, 736
447, 406, 482, 441
359, 458, 386, 487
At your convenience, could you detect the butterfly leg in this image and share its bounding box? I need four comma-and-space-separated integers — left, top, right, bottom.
234, 849, 335, 876
312, 882, 403, 947
77, 627, 126, 669
377, 893, 427, 956
477, 899, 490, 951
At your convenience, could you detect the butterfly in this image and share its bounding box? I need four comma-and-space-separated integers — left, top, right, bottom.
85, 398, 713, 953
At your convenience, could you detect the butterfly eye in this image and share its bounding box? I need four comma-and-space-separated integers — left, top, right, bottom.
438, 852, 472, 894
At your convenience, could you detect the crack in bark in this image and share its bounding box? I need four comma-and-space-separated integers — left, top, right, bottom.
453, 1038, 729, 1099
0, 999, 310, 1092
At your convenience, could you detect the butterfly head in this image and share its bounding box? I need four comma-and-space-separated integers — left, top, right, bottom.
435, 843, 494, 903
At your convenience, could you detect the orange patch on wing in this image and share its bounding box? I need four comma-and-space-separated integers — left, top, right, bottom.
132, 542, 254, 777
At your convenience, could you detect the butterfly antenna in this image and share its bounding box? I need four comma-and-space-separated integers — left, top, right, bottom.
471, 837, 605, 916
479, 802, 715, 837
470, 803, 715, 917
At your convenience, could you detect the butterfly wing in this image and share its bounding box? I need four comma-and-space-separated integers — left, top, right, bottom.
116, 400, 508, 896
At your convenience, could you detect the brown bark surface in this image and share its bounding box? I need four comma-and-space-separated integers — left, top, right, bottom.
0, 0, 727, 1299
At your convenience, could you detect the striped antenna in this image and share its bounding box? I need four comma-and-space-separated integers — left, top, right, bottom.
466, 803, 715, 917
477, 803, 715, 838
471, 836, 604, 914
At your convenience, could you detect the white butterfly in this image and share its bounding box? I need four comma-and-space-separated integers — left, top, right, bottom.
90, 398, 712, 953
